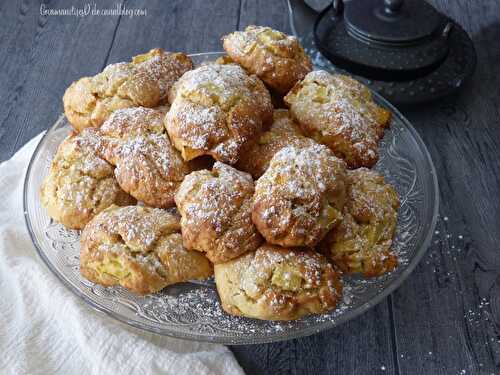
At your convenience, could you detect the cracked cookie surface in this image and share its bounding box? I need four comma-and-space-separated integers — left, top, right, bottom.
63, 49, 192, 132
252, 144, 347, 247
165, 63, 273, 164
175, 162, 262, 263
320, 168, 400, 277
214, 244, 343, 320
98, 106, 190, 208
284, 70, 391, 168
223, 25, 312, 94
80, 205, 213, 295
40, 132, 135, 229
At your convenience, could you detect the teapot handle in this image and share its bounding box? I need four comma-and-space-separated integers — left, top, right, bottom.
332, 0, 344, 16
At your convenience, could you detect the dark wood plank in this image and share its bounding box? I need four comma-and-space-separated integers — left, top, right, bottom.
231, 302, 397, 375
105, 0, 241, 63
0, 0, 123, 162
238, 0, 291, 32
389, 0, 500, 374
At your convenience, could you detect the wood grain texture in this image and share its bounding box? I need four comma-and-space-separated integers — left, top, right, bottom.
106, 0, 240, 61
231, 302, 397, 375
0, 0, 122, 161
238, 0, 291, 32
392, 1, 500, 373
1, 0, 499, 374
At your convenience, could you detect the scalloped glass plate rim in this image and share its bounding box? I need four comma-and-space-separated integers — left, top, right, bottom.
23, 51, 439, 345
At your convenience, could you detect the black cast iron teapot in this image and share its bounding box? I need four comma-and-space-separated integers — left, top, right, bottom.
287, 0, 476, 105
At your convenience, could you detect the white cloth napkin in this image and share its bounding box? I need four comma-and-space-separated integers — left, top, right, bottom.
0, 134, 244, 375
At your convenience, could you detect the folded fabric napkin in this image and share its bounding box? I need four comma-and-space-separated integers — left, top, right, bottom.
0, 134, 244, 375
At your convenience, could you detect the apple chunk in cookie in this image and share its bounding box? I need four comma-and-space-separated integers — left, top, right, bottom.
214, 244, 343, 320
80, 205, 213, 295
320, 168, 400, 277
165, 63, 272, 164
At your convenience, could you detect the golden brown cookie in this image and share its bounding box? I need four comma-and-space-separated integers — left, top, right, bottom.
40, 132, 135, 230
236, 109, 316, 178
284, 71, 391, 168
320, 168, 399, 277
98, 107, 190, 208
214, 244, 343, 320
80, 205, 213, 295
214, 55, 236, 65
222, 25, 312, 94
175, 162, 262, 264
165, 63, 273, 164
63, 49, 192, 132
214, 54, 288, 108
252, 144, 347, 247
132, 48, 193, 103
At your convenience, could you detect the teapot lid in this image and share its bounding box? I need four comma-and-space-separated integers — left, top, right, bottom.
314, 0, 454, 81
344, 0, 445, 46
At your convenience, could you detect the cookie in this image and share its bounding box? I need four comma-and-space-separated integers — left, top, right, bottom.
63, 49, 192, 132
214, 244, 343, 320
80, 205, 213, 295
175, 162, 262, 263
252, 144, 347, 247
223, 25, 312, 94
165, 63, 273, 164
40, 131, 135, 229
320, 168, 399, 277
98, 106, 190, 208
284, 70, 391, 168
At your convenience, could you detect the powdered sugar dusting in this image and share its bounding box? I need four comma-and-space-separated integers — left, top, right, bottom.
284, 70, 389, 167
253, 143, 346, 246
175, 162, 259, 262
135, 51, 192, 101
166, 62, 271, 163
99, 106, 188, 206
223, 25, 308, 63
170, 102, 225, 150
172, 63, 253, 105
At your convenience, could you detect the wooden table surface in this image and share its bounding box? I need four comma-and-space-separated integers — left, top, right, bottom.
2, 0, 499, 374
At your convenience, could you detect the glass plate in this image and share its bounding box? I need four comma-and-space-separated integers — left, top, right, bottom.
23, 52, 439, 345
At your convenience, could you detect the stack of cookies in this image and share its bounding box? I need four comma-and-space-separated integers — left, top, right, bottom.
40, 26, 400, 321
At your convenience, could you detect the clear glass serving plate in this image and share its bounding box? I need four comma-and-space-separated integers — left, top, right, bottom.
24, 52, 439, 345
